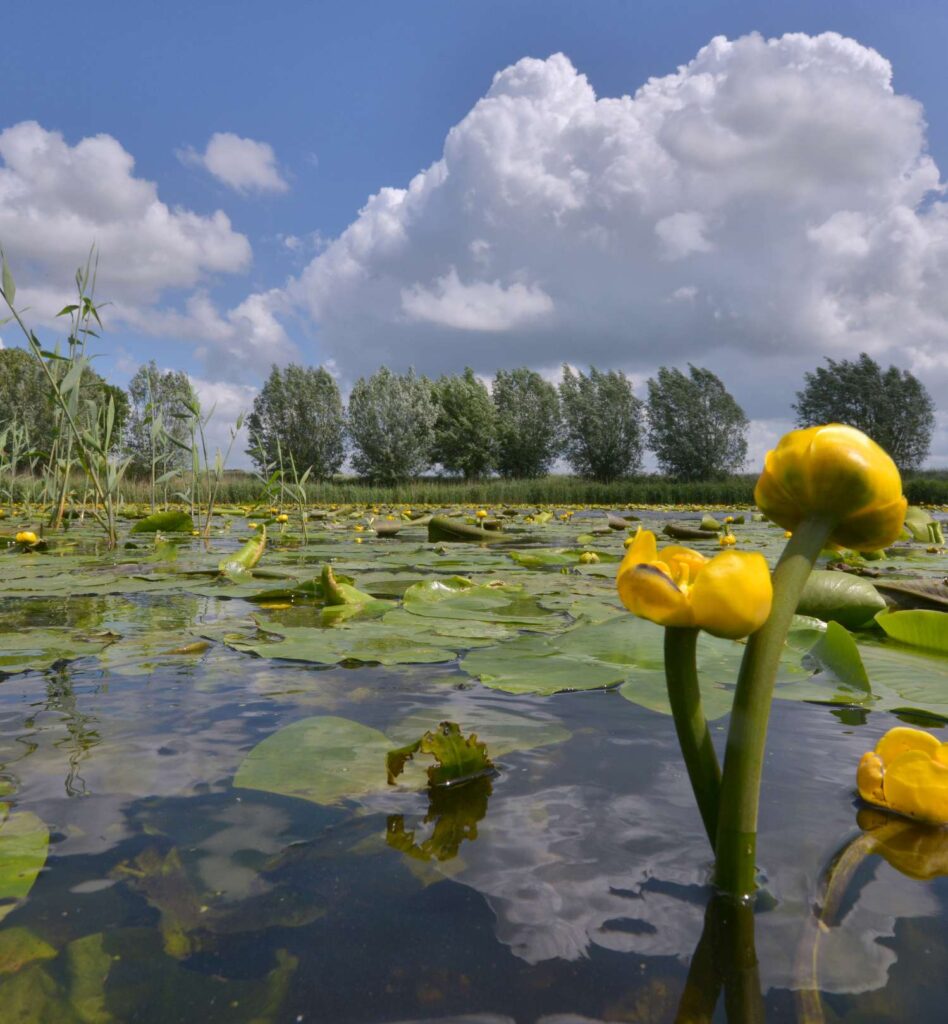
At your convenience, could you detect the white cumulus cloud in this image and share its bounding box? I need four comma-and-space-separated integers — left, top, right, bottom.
262, 30, 948, 462
180, 132, 289, 194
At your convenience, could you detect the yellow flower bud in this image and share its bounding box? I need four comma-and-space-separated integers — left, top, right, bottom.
475, 509, 488, 519
578, 551, 599, 564
755, 424, 906, 551
248, 522, 259, 530
276, 514, 289, 523
15, 530, 38, 544
616, 529, 772, 639
857, 727, 948, 825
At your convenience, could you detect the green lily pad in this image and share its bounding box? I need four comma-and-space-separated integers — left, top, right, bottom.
875, 609, 948, 653
807, 621, 871, 692
129, 510, 195, 534
796, 570, 887, 628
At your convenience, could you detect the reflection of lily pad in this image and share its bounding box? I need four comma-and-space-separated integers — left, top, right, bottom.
0, 629, 112, 674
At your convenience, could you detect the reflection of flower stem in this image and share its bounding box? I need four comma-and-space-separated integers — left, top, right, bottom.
664, 626, 721, 848
674, 894, 765, 1023
715, 517, 833, 898
47, 671, 101, 797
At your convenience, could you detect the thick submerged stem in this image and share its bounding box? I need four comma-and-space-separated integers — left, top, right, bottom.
664, 626, 722, 849
714, 517, 833, 899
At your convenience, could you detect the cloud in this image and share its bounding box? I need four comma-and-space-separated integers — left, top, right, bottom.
262, 30, 947, 462
401, 268, 554, 330
180, 132, 289, 194
0, 121, 250, 307
188, 375, 258, 461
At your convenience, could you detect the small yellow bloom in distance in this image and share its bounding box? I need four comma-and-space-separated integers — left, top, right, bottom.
857, 727, 948, 825
248, 522, 259, 530
616, 529, 772, 639
354, 524, 365, 532
718, 532, 736, 547
578, 551, 600, 564
476, 509, 488, 519
756, 424, 906, 550
276, 514, 289, 523
15, 530, 38, 544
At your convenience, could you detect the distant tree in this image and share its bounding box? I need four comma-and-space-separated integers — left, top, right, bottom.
492, 367, 561, 478
646, 365, 748, 480
347, 367, 438, 482
124, 361, 197, 476
0, 346, 127, 459
431, 368, 497, 479
793, 353, 935, 472
246, 364, 346, 480
559, 365, 644, 481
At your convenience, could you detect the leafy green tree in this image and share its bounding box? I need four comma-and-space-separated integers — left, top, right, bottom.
246, 364, 346, 480
0, 346, 128, 458
124, 361, 197, 476
559, 365, 644, 481
793, 353, 935, 471
431, 368, 496, 479
646, 365, 748, 480
492, 367, 561, 478
347, 367, 437, 482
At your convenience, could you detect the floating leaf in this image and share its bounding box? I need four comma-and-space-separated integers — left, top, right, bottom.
874, 580, 948, 612
427, 516, 496, 543
806, 621, 871, 692
796, 570, 886, 628
386, 721, 494, 787
663, 523, 718, 541
219, 525, 266, 576
0, 629, 112, 674
875, 609, 948, 653
129, 510, 194, 534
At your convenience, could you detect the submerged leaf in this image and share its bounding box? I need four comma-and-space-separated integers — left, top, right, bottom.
0, 811, 49, 923
234, 717, 392, 805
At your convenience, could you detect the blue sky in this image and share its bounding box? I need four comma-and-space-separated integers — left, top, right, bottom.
3, 0, 948, 465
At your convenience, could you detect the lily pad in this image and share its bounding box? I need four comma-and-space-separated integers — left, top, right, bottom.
129, 510, 195, 534
875, 609, 948, 653
796, 570, 887, 628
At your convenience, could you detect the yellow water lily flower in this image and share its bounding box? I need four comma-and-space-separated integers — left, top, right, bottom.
718, 532, 736, 547
857, 727, 948, 825
15, 530, 38, 544
578, 551, 600, 564
475, 509, 488, 519
755, 424, 906, 551
616, 529, 772, 639
276, 513, 289, 523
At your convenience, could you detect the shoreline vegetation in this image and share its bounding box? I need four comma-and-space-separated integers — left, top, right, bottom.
2, 469, 947, 508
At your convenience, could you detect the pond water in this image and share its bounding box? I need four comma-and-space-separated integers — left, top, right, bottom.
1, 506, 947, 1022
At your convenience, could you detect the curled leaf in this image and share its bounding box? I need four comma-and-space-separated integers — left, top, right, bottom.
386, 722, 494, 788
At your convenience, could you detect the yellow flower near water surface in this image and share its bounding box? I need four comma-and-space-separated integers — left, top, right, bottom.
276, 513, 289, 523
858, 727, 948, 825
616, 529, 772, 639
15, 530, 38, 544
756, 424, 906, 550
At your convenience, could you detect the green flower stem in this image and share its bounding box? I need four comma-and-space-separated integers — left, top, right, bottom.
714, 517, 834, 899
664, 626, 721, 849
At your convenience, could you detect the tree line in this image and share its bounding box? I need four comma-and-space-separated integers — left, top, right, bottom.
0, 349, 936, 483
